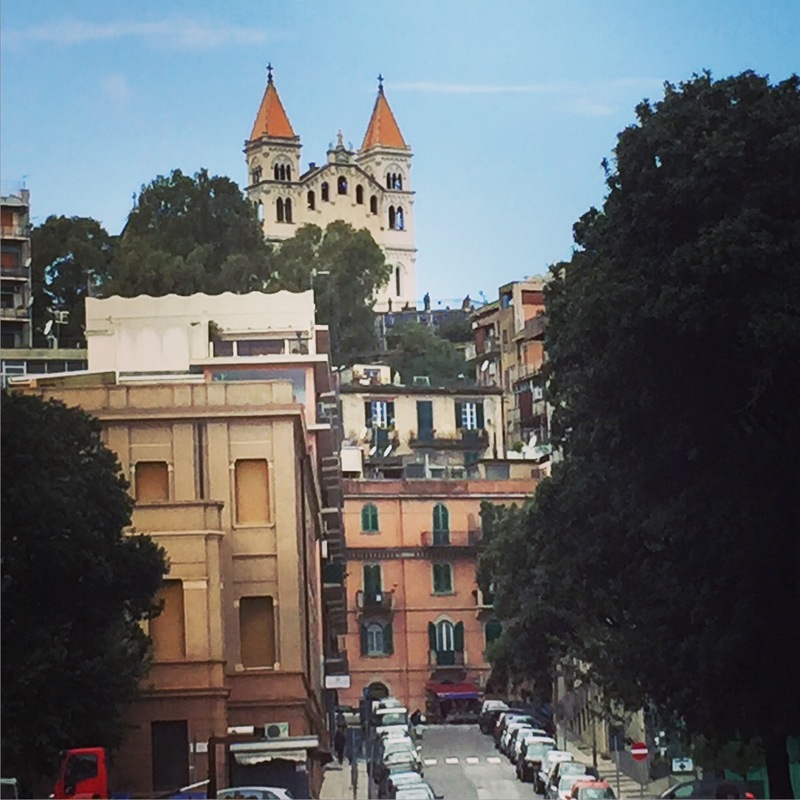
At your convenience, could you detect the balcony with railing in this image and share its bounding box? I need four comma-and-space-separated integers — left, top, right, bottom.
355, 589, 395, 612
409, 427, 489, 450
420, 530, 481, 549
429, 649, 465, 667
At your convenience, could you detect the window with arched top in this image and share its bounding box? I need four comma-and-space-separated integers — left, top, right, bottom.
428, 619, 464, 665
436, 619, 454, 650
321, 182, 329, 202
251, 167, 262, 185
370, 196, 378, 215
395, 206, 404, 230
307, 191, 315, 211
257, 201, 264, 223
386, 173, 392, 189
276, 198, 285, 223
395, 266, 401, 297
284, 198, 292, 223
361, 621, 393, 656
433, 503, 449, 544
286, 164, 292, 181
361, 503, 379, 533
388, 206, 396, 229
394, 173, 403, 190
356, 185, 364, 204
338, 176, 348, 195
274, 165, 280, 181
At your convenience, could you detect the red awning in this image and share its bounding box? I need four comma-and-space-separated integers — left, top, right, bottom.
425, 682, 481, 700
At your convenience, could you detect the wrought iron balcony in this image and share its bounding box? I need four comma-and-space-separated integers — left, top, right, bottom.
408, 428, 489, 450
355, 589, 394, 611
420, 530, 481, 548
429, 649, 465, 667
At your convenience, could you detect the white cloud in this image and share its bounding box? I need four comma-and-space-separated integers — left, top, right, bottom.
4, 18, 269, 51
569, 98, 617, 117
101, 74, 131, 105
392, 78, 662, 98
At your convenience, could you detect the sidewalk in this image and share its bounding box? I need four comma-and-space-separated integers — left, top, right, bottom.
319, 759, 369, 800
559, 728, 671, 800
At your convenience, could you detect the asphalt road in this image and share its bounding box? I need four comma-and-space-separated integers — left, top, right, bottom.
417, 723, 530, 800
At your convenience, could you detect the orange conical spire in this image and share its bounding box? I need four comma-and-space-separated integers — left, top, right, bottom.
360, 74, 407, 151
249, 64, 296, 141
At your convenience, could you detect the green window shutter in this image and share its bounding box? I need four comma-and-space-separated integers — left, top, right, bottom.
362, 504, 378, 532
454, 621, 464, 651
443, 564, 452, 592
360, 624, 368, 656
363, 564, 381, 594
433, 503, 449, 532
432, 564, 441, 592
383, 623, 394, 655
476, 402, 485, 429
454, 401, 463, 428
428, 622, 437, 650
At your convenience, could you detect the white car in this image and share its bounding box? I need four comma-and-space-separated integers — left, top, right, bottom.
510, 727, 549, 762
216, 787, 296, 800
517, 737, 556, 782
537, 750, 573, 795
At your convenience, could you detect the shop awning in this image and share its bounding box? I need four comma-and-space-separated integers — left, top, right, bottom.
425, 682, 481, 700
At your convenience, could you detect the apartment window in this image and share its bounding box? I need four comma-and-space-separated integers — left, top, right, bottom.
363, 563, 382, 597
435, 620, 454, 651
361, 503, 379, 533
432, 563, 453, 594
416, 400, 433, 441
150, 579, 185, 660
239, 595, 276, 667
455, 401, 484, 431
360, 621, 393, 656
364, 400, 394, 428
235, 459, 270, 524
433, 503, 449, 545
135, 461, 169, 503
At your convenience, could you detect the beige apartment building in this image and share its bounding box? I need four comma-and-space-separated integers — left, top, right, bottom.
331, 365, 539, 714
244, 68, 416, 312
1, 186, 32, 349
13, 291, 346, 798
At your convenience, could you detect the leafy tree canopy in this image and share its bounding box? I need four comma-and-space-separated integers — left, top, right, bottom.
31, 216, 115, 347
0, 391, 168, 794
479, 71, 800, 797
267, 221, 392, 364
105, 168, 271, 296
385, 320, 469, 386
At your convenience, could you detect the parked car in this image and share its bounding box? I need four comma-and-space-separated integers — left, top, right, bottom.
510, 728, 549, 763
537, 750, 574, 795
495, 713, 539, 749
216, 787, 297, 800
479, 699, 509, 733
551, 773, 597, 800
517, 737, 556, 782
502, 722, 538, 756
570, 780, 616, 799
545, 761, 600, 798
384, 769, 427, 799
658, 779, 756, 799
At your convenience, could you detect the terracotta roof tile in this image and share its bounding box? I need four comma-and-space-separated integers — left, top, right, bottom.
361, 89, 407, 151
249, 77, 296, 141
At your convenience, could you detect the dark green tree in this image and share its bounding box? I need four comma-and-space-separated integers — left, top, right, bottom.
105, 168, 271, 296
385, 321, 469, 386
480, 71, 800, 797
30, 216, 115, 347
0, 391, 168, 794
268, 221, 392, 364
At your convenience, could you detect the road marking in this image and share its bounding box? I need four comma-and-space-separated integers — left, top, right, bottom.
486, 756, 501, 764
466, 757, 479, 764
424, 758, 438, 766
445, 757, 459, 764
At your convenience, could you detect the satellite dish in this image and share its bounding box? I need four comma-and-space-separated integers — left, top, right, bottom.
383, 444, 393, 457
43, 320, 53, 336
480, 360, 490, 373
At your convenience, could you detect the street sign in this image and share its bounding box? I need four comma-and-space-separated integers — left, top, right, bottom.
672, 757, 694, 773
631, 741, 649, 761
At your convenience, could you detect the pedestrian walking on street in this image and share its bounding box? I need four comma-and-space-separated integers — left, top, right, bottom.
334, 723, 346, 764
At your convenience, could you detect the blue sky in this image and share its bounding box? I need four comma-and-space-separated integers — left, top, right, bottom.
2, 1, 798, 306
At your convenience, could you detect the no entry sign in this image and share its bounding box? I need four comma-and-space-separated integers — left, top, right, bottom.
631, 741, 649, 761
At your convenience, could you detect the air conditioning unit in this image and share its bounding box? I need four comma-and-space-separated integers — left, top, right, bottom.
264, 721, 290, 739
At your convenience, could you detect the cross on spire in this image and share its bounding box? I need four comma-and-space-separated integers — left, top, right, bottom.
267, 63, 274, 83
377, 73, 384, 93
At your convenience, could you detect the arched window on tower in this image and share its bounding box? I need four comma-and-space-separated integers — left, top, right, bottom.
395, 266, 401, 297
370, 196, 378, 215
338, 176, 348, 195
276, 198, 285, 223
257, 201, 264, 223
394, 173, 403, 190
307, 190, 316, 211
274, 165, 280, 181
356, 185, 364, 204
388, 206, 396, 229
286, 164, 292, 181
386, 173, 392, 189
284, 198, 292, 223
395, 207, 404, 230
251, 167, 262, 185
321, 182, 329, 202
